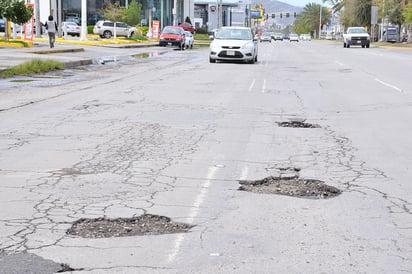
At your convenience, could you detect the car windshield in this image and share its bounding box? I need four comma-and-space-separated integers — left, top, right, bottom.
216, 29, 252, 40
348, 28, 367, 33
163, 27, 180, 34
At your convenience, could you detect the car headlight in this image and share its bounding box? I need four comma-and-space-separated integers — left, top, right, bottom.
241, 42, 254, 50
210, 43, 220, 52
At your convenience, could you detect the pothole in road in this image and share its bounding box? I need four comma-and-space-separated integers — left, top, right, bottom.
276, 121, 320, 128
239, 176, 341, 199
67, 214, 194, 238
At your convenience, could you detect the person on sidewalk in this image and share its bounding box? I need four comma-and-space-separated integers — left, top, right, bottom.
45, 15, 58, 48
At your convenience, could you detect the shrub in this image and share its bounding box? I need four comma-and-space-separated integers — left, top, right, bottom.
0, 59, 64, 78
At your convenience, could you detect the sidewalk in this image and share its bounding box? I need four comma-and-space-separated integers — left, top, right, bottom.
0, 34, 160, 70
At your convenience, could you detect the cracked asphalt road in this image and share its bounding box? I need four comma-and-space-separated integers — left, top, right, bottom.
0, 41, 412, 273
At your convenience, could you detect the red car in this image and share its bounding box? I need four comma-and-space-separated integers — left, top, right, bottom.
159, 26, 186, 50
178, 22, 195, 34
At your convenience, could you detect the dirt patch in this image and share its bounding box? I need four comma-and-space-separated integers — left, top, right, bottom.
276, 121, 320, 128
67, 214, 194, 238
239, 176, 341, 199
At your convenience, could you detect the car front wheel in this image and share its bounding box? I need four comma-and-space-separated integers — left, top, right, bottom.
103, 30, 112, 39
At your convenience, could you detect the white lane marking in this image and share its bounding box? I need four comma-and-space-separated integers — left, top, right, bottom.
167, 166, 218, 262
249, 79, 256, 92
262, 79, 267, 93
240, 166, 249, 180
375, 78, 403, 92
335, 61, 345, 67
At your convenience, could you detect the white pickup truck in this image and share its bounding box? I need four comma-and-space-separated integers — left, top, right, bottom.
343, 27, 370, 48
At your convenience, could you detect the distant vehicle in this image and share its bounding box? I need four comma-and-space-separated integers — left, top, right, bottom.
289, 33, 299, 42
273, 33, 283, 41
209, 26, 258, 64
260, 32, 272, 42
383, 26, 399, 43
343, 27, 370, 48
184, 30, 194, 49
93, 20, 136, 39
300, 33, 311, 41
65, 13, 80, 25
159, 26, 186, 50
179, 22, 195, 33
283, 33, 289, 40
61, 21, 80, 36
0, 19, 5, 32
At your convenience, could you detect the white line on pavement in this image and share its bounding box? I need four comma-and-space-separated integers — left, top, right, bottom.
375, 78, 403, 92
262, 79, 266, 93
240, 166, 249, 180
167, 166, 218, 263
249, 79, 256, 92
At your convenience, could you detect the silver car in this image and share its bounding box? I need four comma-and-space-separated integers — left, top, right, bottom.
93, 20, 136, 39
209, 27, 258, 64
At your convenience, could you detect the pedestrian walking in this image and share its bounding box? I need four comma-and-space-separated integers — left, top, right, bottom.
45, 15, 58, 48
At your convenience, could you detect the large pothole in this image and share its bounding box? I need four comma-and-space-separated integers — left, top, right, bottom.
66, 214, 194, 238
239, 176, 341, 199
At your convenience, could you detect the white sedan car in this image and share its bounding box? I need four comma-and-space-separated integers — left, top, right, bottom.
184, 31, 194, 49
209, 27, 258, 64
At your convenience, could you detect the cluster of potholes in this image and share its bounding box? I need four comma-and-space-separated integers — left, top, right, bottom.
2, 117, 342, 271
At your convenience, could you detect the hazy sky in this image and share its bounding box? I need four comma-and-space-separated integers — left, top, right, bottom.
282, 0, 327, 8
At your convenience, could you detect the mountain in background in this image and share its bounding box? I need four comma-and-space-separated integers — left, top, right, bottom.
251, 0, 304, 27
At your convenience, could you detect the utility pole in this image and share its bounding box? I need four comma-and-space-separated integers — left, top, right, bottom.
319, 3, 322, 38
35, 0, 41, 38
218, 0, 223, 28
80, 0, 87, 40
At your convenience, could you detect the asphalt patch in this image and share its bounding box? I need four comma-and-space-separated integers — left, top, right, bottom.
0, 253, 82, 274
239, 176, 341, 199
67, 214, 194, 238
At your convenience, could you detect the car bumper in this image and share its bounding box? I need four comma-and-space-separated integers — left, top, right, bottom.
209, 49, 254, 62
159, 39, 183, 46
347, 39, 370, 46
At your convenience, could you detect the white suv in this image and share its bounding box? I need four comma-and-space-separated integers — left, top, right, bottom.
93, 20, 136, 39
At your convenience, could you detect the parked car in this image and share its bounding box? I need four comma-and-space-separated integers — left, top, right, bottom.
0, 19, 5, 32
300, 33, 311, 41
209, 26, 258, 64
184, 31, 194, 49
289, 33, 299, 42
93, 20, 136, 39
61, 21, 81, 36
273, 33, 284, 41
179, 22, 195, 33
159, 26, 186, 50
260, 32, 272, 42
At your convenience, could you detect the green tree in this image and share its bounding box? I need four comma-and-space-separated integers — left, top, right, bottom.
340, 0, 372, 29
122, 0, 142, 26
293, 3, 331, 37
1, 0, 33, 40
403, 1, 412, 22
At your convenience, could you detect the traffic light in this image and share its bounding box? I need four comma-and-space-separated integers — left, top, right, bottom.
280, 13, 282, 18
294, 12, 297, 17
272, 14, 275, 18
286, 13, 290, 18
266, 14, 268, 19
